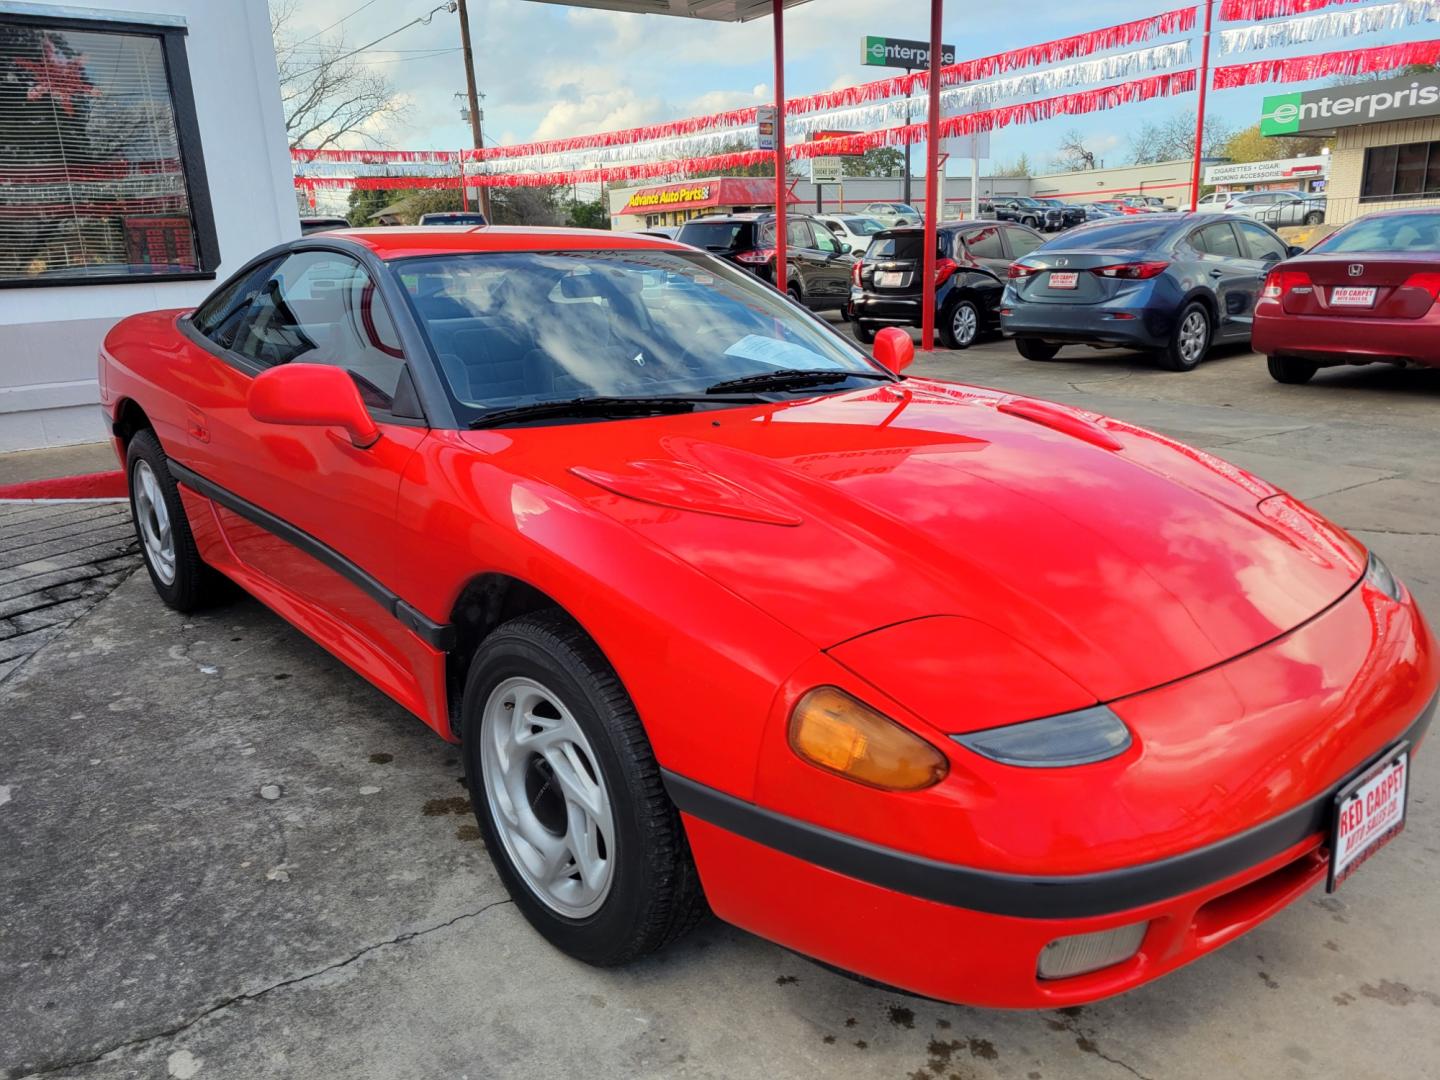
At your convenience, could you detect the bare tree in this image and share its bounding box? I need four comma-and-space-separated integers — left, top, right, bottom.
271, 0, 405, 150
1128, 113, 1234, 165
1051, 129, 1098, 172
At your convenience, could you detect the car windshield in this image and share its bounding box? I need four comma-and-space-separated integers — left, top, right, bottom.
1311, 213, 1440, 254
1044, 220, 1173, 251
843, 217, 885, 235
396, 250, 883, 422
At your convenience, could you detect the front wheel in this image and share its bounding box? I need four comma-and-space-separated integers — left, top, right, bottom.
462, 611, 706, 967
939, 298, 981, 350
126, 429, 224, 612
1304, 211, 1324, 225
1157, 302, 1211, 371
786, 284, 803, 307
1268, 354, 1319, 384
1022, 216, 1039, 229
852, 320, 877, 345
1016, 338, 1061, 361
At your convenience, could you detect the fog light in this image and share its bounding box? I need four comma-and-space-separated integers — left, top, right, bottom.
1037, 922, 1147, 980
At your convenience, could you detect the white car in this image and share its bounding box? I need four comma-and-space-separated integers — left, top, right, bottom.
860, 202, 922, 227
1219, 190, 1327, 227
1196, 191, 1230, 214
815, 214, 886, 254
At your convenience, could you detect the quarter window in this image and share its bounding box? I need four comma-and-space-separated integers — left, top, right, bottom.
227, 252, 408, 409
0, 14, 216, 285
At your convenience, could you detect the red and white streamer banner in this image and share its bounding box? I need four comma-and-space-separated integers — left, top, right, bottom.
295, 176, 463, 191
450, 70, 1196, 189
291, 149, 460, 165
1213, 37, 1440, 86
1220, 0, 1440, 53
461, 6, 1196, 164
1219, 0, 1368, 19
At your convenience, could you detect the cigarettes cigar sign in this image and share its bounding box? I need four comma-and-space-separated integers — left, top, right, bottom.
1262, 75, 1440, 136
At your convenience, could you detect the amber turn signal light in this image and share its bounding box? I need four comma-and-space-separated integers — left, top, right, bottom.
788, 687, 948, 791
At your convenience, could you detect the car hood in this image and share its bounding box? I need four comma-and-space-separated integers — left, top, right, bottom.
464, 378, 1365, 703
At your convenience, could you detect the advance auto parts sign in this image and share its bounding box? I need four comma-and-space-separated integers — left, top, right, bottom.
623, 184, 712, 212
1261, 75, 1440, 136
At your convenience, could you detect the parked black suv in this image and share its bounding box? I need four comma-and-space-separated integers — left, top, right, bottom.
1033, 199, 1086, 230
850, 220, 1045, 348
981, 197, 1063, 231
676, 213, 856, 313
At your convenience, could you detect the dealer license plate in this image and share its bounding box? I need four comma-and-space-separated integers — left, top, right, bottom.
1328, 743, 1409, 892
1330, 286, 1377, 307
1048, 271, 1078, 289
876, 271, 905, 288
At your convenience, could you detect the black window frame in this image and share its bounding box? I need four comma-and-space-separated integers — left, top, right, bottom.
1361, 140, 1440, 203
0, 9, 219, 290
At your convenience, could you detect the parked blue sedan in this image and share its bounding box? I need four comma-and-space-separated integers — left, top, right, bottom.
999, 214, 1298, 371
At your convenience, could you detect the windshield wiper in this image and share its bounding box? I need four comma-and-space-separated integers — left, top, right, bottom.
704, 368, 894, 395
469, 395, 749, 429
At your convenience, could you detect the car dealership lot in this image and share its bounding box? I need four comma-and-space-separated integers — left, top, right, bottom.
3, 339, 1439, 1080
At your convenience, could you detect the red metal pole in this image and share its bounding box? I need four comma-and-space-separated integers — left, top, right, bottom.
920, 0, 943, 351
772, 0, 787, 294
1189, 0, 1214, 212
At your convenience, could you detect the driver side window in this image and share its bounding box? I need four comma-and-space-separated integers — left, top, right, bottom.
812, 222, 843, 254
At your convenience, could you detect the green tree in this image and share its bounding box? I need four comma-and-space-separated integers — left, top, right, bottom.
346, 187, 395, 226
993, 153, 1033, 178
1221, 124, 1331, 164
843, 147, 904, 177
566, 197, 611, 230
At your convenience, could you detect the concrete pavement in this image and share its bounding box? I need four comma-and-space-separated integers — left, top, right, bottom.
2, 338, 1438, 1080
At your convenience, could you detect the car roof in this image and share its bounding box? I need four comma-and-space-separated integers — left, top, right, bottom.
330, 225, 690, 260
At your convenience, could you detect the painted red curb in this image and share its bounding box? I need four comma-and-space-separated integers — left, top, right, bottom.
0, 470, 127, 500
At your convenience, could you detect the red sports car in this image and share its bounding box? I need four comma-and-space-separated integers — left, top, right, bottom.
99, 226, 1437, 1008
1255, 207, 1440, 383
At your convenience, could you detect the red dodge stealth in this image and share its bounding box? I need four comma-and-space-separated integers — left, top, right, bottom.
99, 226, 1436, 1008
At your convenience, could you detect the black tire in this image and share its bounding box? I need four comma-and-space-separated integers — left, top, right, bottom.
1022, 216, 1039, 229
125, 429, 224, 613
461, 611, 706, 967
1016, 338, 1061, 361
786, 284, 803, 306
837, 303, 852, 322
1156, 301, 1211, 371
1304, 211, 1324, 226
939, 297, 981, 350
852, 320, 877, 345
1268, 354, 1319, 384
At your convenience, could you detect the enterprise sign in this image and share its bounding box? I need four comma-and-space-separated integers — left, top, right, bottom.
1262, 75, 1440, 136
863, 35, 956, 69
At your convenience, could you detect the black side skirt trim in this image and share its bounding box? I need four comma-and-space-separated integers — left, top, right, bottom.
662, 692, 1435, 920
169, 460, 455, 651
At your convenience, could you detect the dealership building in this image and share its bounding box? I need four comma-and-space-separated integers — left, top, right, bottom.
1263, 73, 1440, 225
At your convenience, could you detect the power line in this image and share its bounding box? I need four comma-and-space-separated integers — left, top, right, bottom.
287, 2, 457, 79
290, 0, 385, 47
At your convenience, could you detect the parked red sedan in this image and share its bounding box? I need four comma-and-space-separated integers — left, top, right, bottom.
1255, 208, 1440, 382
100, 226, 1436, 1008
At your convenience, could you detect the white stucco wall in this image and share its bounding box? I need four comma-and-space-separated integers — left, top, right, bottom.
0, 0, 298, 452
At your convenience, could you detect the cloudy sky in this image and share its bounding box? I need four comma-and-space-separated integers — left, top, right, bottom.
276, 0, 1440, 171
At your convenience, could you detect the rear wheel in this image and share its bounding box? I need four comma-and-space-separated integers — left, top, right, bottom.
1267, 354, 1319, 384
939, 298, 980, 350
852, 320, 877, 345
786, 284, 803, 306
1304, 210, 1324, 225
462, 611, 706, 966
1016, 338, 1060, 361
837, 303, 852, 322
1157, 302, 1211, 371
126, 430, 224, 612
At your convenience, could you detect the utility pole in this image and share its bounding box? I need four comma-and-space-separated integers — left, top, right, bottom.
457, 0, 491, 219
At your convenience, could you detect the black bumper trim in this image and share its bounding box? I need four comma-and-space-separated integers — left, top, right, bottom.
663, 692, 1435, 920
168, 460, 455, 651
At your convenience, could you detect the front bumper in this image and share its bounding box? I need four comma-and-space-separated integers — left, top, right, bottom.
1253, 303, 1440, 368
673, 578, 1437, 1007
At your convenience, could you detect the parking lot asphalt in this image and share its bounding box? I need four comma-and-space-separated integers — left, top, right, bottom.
3, 336, 1439, 1080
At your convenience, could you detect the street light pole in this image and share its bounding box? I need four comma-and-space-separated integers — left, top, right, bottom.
457, 0, 491, 220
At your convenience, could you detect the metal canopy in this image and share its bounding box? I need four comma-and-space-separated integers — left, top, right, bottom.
520, 0, 810, 21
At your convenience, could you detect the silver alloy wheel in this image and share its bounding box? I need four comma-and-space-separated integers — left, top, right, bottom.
480, 676, 615, 918
133, 460, 176, 585
1178, 309, 1209, 365
952, 303, 978, 346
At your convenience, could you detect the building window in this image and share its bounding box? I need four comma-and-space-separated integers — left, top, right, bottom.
1360, 140, 1440, 202
0, 13, 217, 287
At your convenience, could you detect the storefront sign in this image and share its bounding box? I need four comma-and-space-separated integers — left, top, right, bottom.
1204, 155, 1329, 186
1261, 75, 1440, 136
756, 105, 777, 151
862, 35, 956, 69
623, 184, 713, 212
810, 157, 843, 184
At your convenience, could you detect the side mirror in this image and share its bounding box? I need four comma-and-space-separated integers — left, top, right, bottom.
247, 363, 380, 449
873, 327, 914, 375
1287, 244, 1305, 257
840, 243, 853, 255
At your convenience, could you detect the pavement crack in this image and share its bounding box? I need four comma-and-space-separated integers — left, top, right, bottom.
7, 899, 514, 1079
1049, 1012, 1155, 1080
